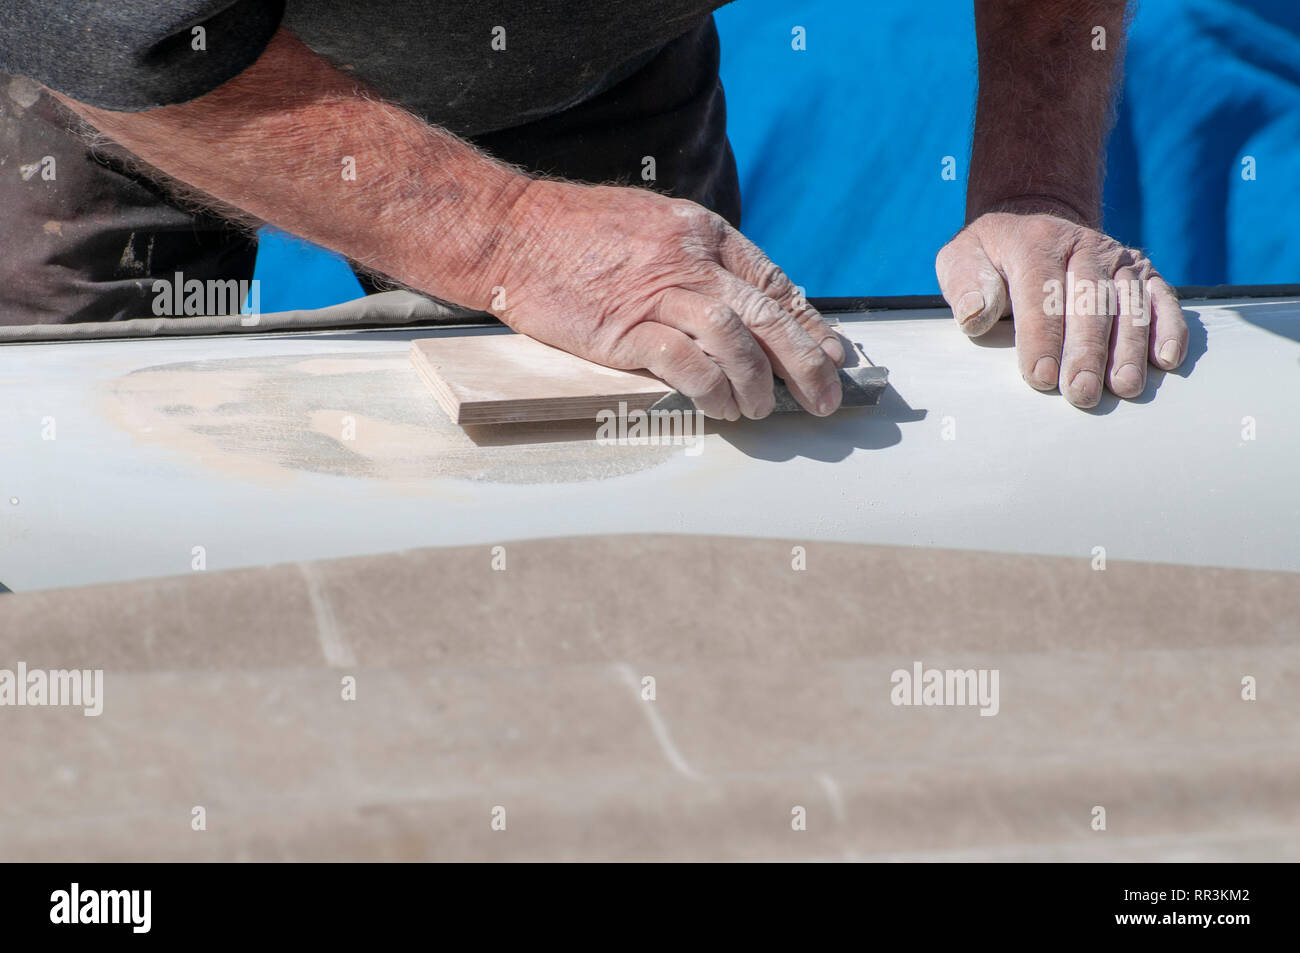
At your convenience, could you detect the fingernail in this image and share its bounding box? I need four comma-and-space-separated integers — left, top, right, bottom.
1112, 362, 1144, 396
1158, 339, 1181, 367
1070, 370, 1102, 406
956, 291, 985, 327
1031, 356, 1059, 388
820, 336, 845, 365
818, 394, 839, 416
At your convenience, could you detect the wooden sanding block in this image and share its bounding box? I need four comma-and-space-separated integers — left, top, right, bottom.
410, 333, 888, 426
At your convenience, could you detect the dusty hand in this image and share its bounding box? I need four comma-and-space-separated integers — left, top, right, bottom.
936, 209, 1188, 408
474, 180, 845, 420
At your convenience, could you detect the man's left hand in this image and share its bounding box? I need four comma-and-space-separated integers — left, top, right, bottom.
936, 208, 1189, 410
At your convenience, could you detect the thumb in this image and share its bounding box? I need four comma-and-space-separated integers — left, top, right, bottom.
935, 228, 1010, 337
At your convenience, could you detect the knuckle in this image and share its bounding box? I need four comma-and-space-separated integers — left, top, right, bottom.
1063, 349, 1109, 377
751, 259, 789, 295
668, 200, 727, 243
791, 342, 831, 377
739, 296, 785, 332
699, 302, 738, 334
1126, 250, 1163, 285
800, 318, 832, 343
1093, 244, 1128, 276
668, 199, 705, 221
709, 211, 731, 241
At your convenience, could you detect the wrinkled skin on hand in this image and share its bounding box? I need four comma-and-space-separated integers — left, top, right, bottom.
476, 180, 846, 420
936, 210, 1189, 408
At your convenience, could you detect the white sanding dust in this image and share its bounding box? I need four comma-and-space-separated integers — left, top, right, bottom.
97, 352, 675, 485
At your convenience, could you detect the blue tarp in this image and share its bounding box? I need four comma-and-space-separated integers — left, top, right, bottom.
253, 0, 1300, 310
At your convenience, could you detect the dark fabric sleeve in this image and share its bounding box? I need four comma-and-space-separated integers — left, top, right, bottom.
0, 1, 286, 111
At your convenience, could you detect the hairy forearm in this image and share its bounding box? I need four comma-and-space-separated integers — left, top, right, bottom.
967, 0, 1130, 227
56, 28, 531, 309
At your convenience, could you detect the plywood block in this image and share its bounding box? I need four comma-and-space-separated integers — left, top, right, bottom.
410, 333, 672, 425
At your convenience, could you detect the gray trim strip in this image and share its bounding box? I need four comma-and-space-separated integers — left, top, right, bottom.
812, 284, 1300, 313
4, 284, 1299, 343
0, 291, 486, 344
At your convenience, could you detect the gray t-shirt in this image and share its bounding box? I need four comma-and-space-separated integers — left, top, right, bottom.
0, 1, 727, 135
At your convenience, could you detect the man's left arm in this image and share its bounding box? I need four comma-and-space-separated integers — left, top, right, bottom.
936, 0, 1188, 408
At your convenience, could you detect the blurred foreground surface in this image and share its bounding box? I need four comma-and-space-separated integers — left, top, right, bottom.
1, 535, 1297, 861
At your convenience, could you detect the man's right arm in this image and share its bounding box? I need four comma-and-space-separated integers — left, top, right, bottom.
49, 27, 844, 419
56, 28, 530, 315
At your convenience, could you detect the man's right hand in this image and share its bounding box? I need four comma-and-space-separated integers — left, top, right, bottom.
469, 180, 845, 420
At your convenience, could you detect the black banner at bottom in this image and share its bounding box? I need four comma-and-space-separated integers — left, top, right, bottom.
0, 861, 1282, 941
